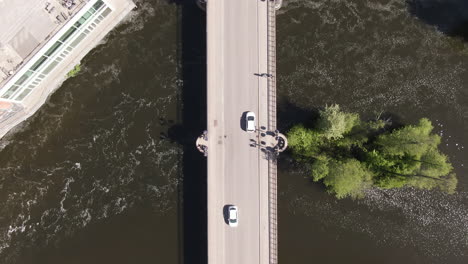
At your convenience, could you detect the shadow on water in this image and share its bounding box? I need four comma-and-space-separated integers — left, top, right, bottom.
407, 0, 468, 41
277, 100, 319, 132
168, 1, 207, 264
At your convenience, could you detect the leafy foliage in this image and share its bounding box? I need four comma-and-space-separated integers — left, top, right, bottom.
287, 105, 457, 199
67, 64, 81, 78
288, 125, 322, 158
310, 155, 329, 181
375, 118, 440, 157
317, 104, 359, 140
323, 159, 373, 199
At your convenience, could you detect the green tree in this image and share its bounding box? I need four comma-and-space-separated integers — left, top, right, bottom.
287, 125, 323, 158
375, 118, 440, 157
438, 173, 458, 194
404, 149, 455, 192
369, 118, 455, 192
323, 159, 373, 199
418, 148, 453, 177
310, 155, 329, 181
317, 104, 359, 140
287, 106, 457, 198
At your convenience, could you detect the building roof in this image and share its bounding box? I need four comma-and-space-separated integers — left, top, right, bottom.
0, 0, 86, 87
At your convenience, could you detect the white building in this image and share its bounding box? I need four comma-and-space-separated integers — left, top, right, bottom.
0, 0, 135, 139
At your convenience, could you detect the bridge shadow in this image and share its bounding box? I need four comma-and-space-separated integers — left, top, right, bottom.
167, 1, 207, 264
407, 0, 468, 41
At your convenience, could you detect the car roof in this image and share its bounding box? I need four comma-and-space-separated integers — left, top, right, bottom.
229, 207, 237, 217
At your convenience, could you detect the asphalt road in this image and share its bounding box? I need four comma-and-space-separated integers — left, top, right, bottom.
207, 1, 270, 264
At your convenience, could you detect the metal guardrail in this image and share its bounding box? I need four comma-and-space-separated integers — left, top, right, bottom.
267, 2, 278, 264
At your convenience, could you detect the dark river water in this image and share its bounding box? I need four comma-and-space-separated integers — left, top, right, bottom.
0, 0, 467, 263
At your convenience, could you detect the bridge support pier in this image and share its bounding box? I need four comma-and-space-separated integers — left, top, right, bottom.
196, 130, 208, 156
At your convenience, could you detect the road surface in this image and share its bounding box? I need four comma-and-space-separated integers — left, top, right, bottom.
206, 0, 272, 264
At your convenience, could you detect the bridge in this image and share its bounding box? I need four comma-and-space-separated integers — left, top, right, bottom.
196, 0, 285, 264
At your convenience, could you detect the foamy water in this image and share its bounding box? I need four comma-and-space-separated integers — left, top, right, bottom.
0, 1, 182, 262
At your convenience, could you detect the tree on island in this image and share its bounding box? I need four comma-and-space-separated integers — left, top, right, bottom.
287, 105, 457, 199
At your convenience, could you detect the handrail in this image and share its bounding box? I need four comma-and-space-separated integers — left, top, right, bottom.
266, 1, 278, 264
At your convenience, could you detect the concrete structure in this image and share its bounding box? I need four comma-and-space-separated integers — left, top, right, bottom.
205, 0, 280, 264
0, 0, 135, 139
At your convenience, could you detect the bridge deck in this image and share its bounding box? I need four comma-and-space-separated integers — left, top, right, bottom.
207, 1, 277, 264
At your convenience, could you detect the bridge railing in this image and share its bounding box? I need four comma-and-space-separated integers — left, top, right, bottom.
267, 2, 278, 264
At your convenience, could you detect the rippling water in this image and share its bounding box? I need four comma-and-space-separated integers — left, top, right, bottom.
0, 0, 466, 263
277, 0, 468, 263
0, 1, 182, 263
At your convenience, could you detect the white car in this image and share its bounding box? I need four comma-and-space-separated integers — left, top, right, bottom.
246, 111, 256, 132
228, 205, 238, 227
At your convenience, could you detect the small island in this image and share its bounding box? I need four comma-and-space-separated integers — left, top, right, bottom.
287, 105, 457, 199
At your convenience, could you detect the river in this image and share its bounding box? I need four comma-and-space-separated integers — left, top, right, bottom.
0, 0, 466, 263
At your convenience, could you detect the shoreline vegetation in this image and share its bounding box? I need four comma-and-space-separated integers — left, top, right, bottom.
66, 64, 81, 78
287, 105, 457, 199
